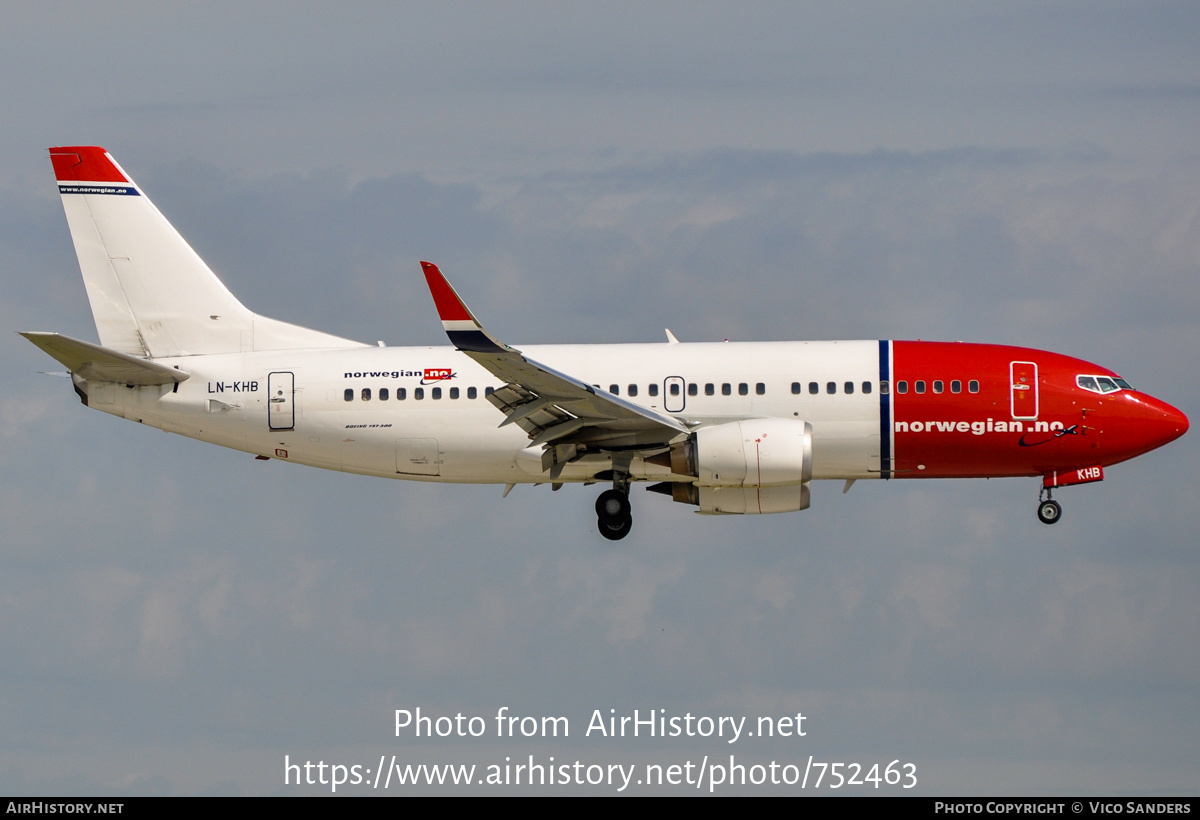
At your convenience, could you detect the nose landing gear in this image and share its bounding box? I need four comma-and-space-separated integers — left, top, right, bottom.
1037, 487, 1062, 525
596, 476, 633, 541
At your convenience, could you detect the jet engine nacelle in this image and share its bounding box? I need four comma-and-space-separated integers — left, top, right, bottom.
695, 483, 810, 515
694, 418, 813, 488
649, 418, 813, 514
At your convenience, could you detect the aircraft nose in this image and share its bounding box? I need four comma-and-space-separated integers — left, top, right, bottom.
1139, 394, 1188, 449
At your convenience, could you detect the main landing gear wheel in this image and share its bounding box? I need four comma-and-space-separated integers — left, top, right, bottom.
598, 513, 633, 541
596, 489, 631, 520
596, 488, 633, 541
1037, 499, 1062, 525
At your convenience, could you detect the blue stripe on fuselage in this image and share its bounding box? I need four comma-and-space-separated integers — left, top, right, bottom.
879, 339, 892, 479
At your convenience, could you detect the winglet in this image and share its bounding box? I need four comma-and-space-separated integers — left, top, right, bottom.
421, 262, 509, 353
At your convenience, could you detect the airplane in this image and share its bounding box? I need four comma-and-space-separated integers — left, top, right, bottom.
23, 146, 1189, 540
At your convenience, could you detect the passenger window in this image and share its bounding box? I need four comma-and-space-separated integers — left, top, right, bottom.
756, 383, 765, 395
738, 383, 748, 396
344, 388, 353, 402
826, 381, 836, 395
688, 383, 698, 396
467, 387, 477, 399
951, 380, 961, 394
933, 380, 943, 394
968, 380, 979, 393
862, 381, 872, 395
649, 384, 659, 397
397, 388, 406, 400
880, 381, 889, 395
705, 383, 715, 396
670, 383, 680, 396
791, 382, 801, 395
609, 384, 619, 395
897, 381, 908, 394
628, 384, 638, 397
415, 388, 424, 400
915, 380, 926, 394
450, 387, 459, 399
844, 381, 854, 395
380, 387, 389, 401
432, 387, 442, 399
809, 382, 819, 395
722, 383, 732, 396
485, 386, 494, 396
362, 388, 371, 401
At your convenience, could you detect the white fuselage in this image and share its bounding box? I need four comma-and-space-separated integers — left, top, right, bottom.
95, 340, 882, 484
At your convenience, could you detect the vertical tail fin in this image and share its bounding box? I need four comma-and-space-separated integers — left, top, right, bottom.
50, 146, 360, 357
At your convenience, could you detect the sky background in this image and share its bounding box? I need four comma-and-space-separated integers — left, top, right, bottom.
1, 1, 1198, 795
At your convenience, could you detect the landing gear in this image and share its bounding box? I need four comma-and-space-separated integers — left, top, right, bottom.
595, 488, 631, 520
1037, 499, 1062, 525
1037, 487, 1062, 525
598, 511, 633, 540
596, 482, 633, 541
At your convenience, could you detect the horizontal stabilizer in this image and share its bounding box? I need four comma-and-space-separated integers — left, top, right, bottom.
20, 332, 189, 385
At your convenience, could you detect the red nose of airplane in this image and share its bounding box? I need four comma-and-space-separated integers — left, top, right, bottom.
1101, 391, 1188, 465
1134, 393, 1189, 453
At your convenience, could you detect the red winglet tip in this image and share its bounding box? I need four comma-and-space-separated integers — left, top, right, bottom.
421, 262, 473, 322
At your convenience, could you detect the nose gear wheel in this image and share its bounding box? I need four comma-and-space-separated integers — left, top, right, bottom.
1037, 487, 1062, 525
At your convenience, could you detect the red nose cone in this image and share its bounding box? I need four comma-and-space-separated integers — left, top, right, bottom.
1167, 401, 1188, 438
1103, 391, 1188, 465
1141, 395, 1188, 450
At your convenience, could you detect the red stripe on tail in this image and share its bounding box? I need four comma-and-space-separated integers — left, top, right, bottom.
49, 146, 129, 183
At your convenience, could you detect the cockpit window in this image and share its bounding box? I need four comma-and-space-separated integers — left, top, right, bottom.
1077, 374, 1131, 394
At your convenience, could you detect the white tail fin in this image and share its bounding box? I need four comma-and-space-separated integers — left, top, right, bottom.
50, 146, 362, 357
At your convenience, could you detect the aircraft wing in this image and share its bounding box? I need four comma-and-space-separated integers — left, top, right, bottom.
21, 332, 190, 385
421, 262, 689, 452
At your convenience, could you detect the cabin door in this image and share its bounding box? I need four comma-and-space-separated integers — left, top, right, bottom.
268, 371, 295, 430
1009, 361, 1039, 420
